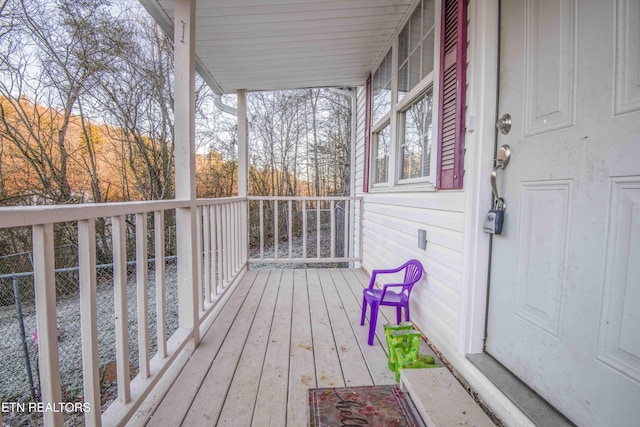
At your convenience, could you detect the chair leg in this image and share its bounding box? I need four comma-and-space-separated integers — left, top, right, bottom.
405, 303, 410, 321
368, 303, 379, 346
360, 297, 367, 325
396, 306, 402, 324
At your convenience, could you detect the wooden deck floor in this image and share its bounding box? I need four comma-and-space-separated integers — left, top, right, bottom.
143, 268, 432, 427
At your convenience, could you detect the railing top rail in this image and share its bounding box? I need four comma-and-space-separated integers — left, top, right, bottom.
0, 197, 247, 229
196, 196, 247, 205
247, 196, 362, 201
0, 195, 359, 229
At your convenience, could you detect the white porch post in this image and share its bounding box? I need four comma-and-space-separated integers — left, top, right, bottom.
237, 89, 249, 264
174, 0, 199, 346
237, 89, 248, 198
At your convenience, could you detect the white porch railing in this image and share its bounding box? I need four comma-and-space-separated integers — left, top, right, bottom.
0, 197, 247, 427
0, 195, 360, 427
248, 196, 362, 264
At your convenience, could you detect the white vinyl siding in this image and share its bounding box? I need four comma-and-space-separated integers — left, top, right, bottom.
354, 0, 470, 361
356, 78, 464, 349
358, 192, 465, 351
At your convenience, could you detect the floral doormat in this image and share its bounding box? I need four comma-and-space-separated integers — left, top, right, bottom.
309, 385, 421, 426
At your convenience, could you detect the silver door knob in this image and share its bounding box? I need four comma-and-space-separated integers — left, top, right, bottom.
496, 113, 512, 135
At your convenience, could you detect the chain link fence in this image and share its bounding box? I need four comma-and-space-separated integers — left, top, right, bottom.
0, 222, 180, 425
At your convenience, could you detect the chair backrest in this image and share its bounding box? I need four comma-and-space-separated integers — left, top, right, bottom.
403, 259, 423, 285
396, 259, 423, 299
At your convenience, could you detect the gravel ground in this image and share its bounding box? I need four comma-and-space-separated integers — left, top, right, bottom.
0, 261, 179, 426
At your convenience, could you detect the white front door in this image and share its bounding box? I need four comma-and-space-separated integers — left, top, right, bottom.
486, 1, 640, 426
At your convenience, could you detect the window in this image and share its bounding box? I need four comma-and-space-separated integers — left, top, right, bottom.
372, 49, 392, 124
365, 0, 466, 191
397, 0, 436, 182
399, 88, 433, 180
370, 48, 392, 187
373, 124, 391, 184
398, 0, 436, 101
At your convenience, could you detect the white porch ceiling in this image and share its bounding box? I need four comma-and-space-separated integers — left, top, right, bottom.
140, 0, 414, 94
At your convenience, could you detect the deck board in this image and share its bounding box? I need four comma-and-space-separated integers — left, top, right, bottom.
147, 270, 259, 426
217, 270, 282, 426
307, 269, 345, 388
318, 269, 374, 387
286, 270, 316, 427
181, 270, 271, 426
331, 269, 396, 384
252, 270, 294, 426
145, 268, 400, 427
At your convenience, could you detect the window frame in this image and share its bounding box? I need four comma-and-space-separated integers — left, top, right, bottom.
368, 0, 442, 192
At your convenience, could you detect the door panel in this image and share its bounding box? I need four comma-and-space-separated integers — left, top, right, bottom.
486, 1, 640, 426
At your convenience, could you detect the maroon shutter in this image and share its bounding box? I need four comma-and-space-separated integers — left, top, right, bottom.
363, 74, 372, 193
436, 0, 467, 190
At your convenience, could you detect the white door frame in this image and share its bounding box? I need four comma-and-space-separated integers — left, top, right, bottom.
458, 0, 501, 355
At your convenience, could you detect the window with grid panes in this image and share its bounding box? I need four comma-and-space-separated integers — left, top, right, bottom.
371, 49, 393, 184
364, 0, 466, 191
398, 0, 436, 181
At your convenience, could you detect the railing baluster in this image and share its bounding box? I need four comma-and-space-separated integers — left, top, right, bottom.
136, 213, 150, 379
216, 204, 223, 293
78, 219, 101, 427
112, 215, 130, 402
222, 203, 228, 287
243, 200, 249, 265
233, 202, 239, 274
154, 210, 167, 358
209, 206, 217, 299
302, 201, 307, 260
259, 200, 264, 260
288, 200, 293, 259
343, 200, 349, 259
238, 202, 243, 266
330, 200, 335, 259
226, 203, 232, 285
316, 200, 321, 258
359, 198, 364, 261
274, 200, 279, 260
195, 207, 204, 312
33, 224, 63, 426
202, 206, 211, 305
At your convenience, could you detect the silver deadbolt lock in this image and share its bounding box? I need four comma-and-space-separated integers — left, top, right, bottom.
496, 113, 512, 135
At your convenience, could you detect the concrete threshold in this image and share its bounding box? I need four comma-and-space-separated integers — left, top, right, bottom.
467, 353, 575, 427
402, 367, 496, 427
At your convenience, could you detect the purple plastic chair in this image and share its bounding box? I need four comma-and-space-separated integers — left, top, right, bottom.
360, 259, 423, 345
